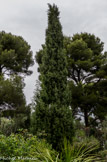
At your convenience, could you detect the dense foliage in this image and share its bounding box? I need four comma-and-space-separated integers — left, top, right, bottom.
0, 132, 58, 162
64, 33, 107, 128
32, 4, 74, 151
0, 31, 34, 76
36, 33, 107, 129
0, 131, 104, 162
0, 75, 25, 110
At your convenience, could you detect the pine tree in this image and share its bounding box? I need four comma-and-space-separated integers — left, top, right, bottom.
64, 33, 107, 128
0, 31, 34, 76
33, 4, 74, 150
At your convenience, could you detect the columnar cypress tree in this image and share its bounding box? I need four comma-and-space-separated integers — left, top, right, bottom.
40, 4, 68, 105
33, 4, 74, 150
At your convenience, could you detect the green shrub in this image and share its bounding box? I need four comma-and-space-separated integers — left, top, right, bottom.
0, 133, 59, 162
0, 114, 30, 136
0, 117, 15, 136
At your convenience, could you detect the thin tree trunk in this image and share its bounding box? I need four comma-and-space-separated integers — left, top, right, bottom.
0, 65, 2, 75
84, 109, 90, 136
84, 109, 89, 127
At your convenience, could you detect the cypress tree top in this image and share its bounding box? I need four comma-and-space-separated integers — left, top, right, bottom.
46, 4, 63, 49
40, 4, 68, 105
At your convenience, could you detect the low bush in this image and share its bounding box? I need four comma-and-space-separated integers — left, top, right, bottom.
0, 132, 59, 162
0, 117, 15, 136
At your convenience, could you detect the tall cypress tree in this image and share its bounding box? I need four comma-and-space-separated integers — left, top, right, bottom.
33, 4, 74, 150
40, 4, 68, 105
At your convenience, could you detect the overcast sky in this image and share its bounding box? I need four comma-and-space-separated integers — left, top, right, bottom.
0, 0, 107, 104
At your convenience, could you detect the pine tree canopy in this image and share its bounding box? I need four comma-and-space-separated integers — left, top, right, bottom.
0, 31, 34, 76
64, 33, 107, 127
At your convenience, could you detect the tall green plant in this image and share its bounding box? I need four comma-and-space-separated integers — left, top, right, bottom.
40, 3, 68, 105
33, 4, 74, 151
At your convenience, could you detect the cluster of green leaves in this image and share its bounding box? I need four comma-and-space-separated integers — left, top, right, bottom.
0, 132, 59, 162
0, 75, 25, 109
32, 103, 74, 150
61, 138, 101, 162
0, 31, 34, 75
0, 112, 30, 136
0, 117, 15, 136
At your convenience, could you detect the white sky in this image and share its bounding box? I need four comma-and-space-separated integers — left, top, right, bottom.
0, 0, 107, 103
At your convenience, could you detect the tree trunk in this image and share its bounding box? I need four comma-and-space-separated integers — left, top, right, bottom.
0, 65, 2, 75
84, 109, 90, 136
84, 109, 89, 127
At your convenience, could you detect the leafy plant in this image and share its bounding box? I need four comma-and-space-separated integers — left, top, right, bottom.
0, 117, 15, 135
61, 138, 101, 162
0, 133, 60, 162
